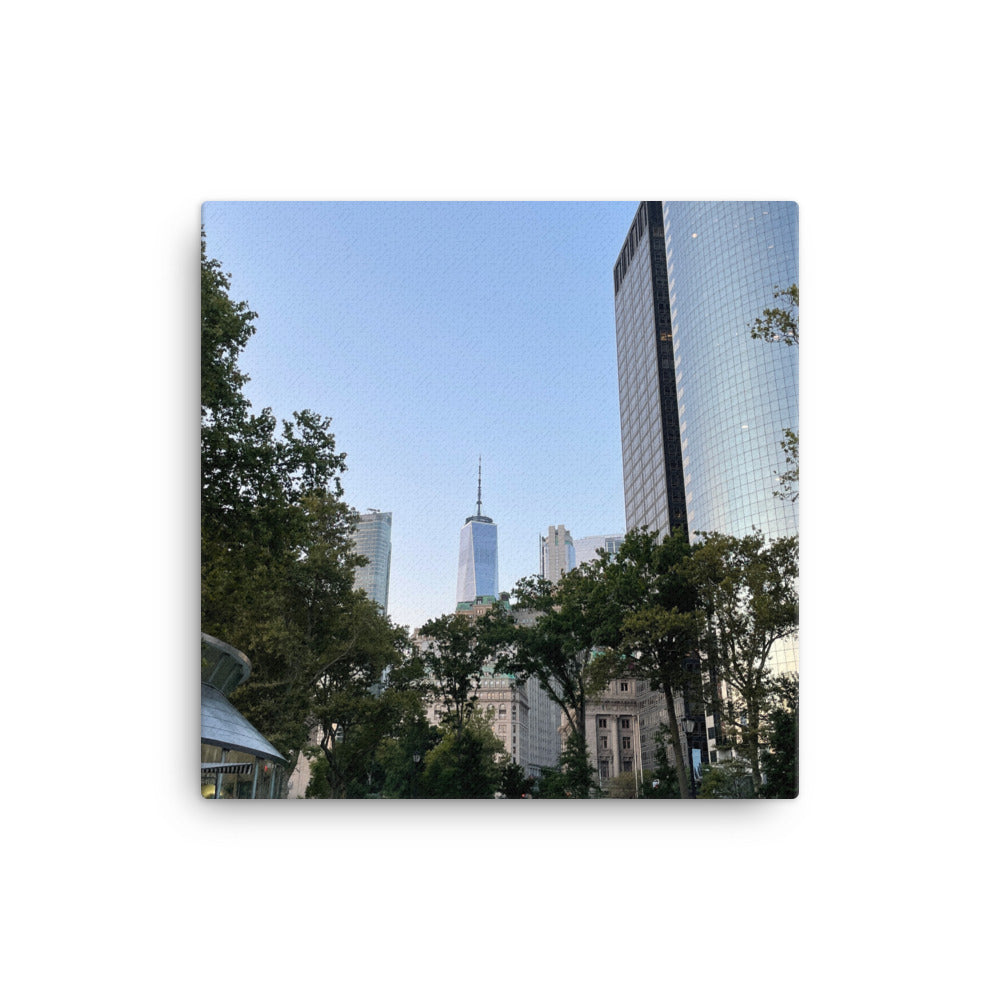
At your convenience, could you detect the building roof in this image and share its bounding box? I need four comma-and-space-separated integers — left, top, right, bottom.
201, 682, 286, 763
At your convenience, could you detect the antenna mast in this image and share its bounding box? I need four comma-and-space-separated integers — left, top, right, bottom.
477, 455, 482, 517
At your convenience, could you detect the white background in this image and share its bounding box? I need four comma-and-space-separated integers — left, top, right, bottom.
4, 2, 995, 996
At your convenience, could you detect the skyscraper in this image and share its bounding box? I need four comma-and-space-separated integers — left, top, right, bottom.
613, 201, 689, 537
661, 201, 798, 544
352, 510, 392, 614
573, 533, 625, 568
539, 524, 575, 583
456, 459, 499, 605
612, 200, 798, 779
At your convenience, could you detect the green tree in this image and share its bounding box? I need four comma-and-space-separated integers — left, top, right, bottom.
697, 759, 756, 799
202, 233, 390, 768
420, 710, 506, 798
308, 592, 414, 798
761, 671, 799, 798
499, 760, 533, 799
535, 730, 598, 799
505, 563, 615, 797
414, 613, 499, 738
691, 531, 799, 795
595, 528, 703, 799
640, 724, 682, 798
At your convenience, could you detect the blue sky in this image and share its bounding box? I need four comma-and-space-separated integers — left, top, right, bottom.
202, 201, 638, 633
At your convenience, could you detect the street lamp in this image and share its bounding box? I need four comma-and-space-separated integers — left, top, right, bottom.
682, 717, 698, 799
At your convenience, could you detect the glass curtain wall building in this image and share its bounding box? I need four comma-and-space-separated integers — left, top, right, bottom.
663, 202, 798, 543
352, 510, 392, 613
613, 201, 799, 778
456, 460, 499, 605
662, 201, 798, 679
614, 202, 689, 537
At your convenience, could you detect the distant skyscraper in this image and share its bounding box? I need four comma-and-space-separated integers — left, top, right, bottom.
539, 524, 575, 583
456, 458, 499, 605
573, 534, 625, 568
352, 510, 392, 613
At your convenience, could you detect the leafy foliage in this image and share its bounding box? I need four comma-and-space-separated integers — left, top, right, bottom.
761, 672, 799, 798
691, 531, 799, 795
749, 283, 799, 503
419, 711, 506, 798
749, 283, 798, 347
594, 528, 703, 798
202, 233, 412, 773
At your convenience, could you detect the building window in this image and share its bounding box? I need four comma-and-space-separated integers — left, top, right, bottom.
622, 759, 633, 773
600, 736, 608, 749
620, 718, 631, 729
599, 761, 610, 779
622, 736, 632, 750
707, 727, 716, 740
598, 718, 608, 729
620, 682, 629, 692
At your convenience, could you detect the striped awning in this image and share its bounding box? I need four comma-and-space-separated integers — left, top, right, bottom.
201, 761, 253, 776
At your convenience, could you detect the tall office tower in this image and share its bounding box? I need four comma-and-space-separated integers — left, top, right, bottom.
539, 524, 575, 583
456, 458, 499, 605
573, 533, 625, 568
612, 201, 799, 776
613, 201, 689, 536
352, 510, 392, 613
662, 201, 798, 544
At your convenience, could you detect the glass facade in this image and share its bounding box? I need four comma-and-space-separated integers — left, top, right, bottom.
456, 516, 499, 604
663, 201, 798, 677
614, 202, 688, 536
663, 201, 798, 543
352, 511, 392, 613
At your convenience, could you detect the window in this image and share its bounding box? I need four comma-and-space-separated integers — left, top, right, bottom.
620, 718, 631, 729
622, 759, 633, 773
598, 718, 608, 729
707, 727, 716, 740
620, 682, 629, 692
622, 736, 632, 750
600, 736, 608, 749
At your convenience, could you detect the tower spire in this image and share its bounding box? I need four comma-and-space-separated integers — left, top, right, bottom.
477, 455, 482, 517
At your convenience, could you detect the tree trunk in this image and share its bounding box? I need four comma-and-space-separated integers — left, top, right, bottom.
663, 688, 691, 799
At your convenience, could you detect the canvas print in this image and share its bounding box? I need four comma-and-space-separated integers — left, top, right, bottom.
201, 201, 799, 799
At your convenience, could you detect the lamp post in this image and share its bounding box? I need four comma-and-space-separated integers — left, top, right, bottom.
682, 717, 698, 799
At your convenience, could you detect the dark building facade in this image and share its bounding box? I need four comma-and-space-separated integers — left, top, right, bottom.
613, 202, 688, 537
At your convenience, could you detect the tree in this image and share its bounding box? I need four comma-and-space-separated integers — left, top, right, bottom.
691, 531, 799, 795
595, 528, 703, 799
749, 283, 799, 502
202, 233, 390, 768
499, 760, 533, 799
535, 730, 598, 799
419, 710, 506, 798
307, 591, 414, 798
761, 671, 799, 798
414, 612, 500, 738
505, 563, 616, 798
697, 759, 755, 799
